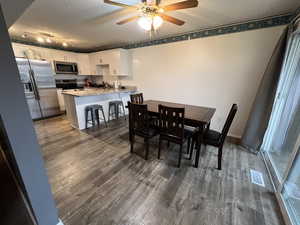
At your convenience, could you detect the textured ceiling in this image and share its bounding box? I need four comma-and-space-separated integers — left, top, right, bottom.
8, 0, 300, 51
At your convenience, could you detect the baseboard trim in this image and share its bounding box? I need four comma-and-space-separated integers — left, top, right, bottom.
57, 219, 64, 225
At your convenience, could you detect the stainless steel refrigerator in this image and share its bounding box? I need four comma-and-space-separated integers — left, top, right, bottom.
16, 58, 60, 120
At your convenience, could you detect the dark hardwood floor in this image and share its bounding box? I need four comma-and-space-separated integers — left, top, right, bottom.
35, 116, 284, 225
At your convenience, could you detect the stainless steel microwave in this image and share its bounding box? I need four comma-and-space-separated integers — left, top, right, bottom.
54, 61, 78, 74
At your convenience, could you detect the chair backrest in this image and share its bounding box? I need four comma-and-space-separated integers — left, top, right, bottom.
221, 104, 238, 143
158, 104, 185, 140
128, 102, 149, 133
130, 93, 144, 104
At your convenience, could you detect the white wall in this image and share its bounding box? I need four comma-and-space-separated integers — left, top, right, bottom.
120, 26, 286, 138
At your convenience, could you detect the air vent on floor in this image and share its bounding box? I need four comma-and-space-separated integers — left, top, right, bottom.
250, 169, 265, 187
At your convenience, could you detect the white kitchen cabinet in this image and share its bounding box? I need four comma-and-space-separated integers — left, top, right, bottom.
12, 43, 47, 61
92, 51, 110, 65
12, 43, 132, 76
53, 51, 77, 62
89, 53, 97, 75
108, 49, 131, 76
89, 52, 104, 75
38, 48, 54, 62
12, 44, 26, 58
77, 54, 90, 75
89, 49, 131, 76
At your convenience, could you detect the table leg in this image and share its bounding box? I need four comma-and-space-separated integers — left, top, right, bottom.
194, 124, 204, 168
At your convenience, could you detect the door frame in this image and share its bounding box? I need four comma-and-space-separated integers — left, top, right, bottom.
262, 133, 300, 225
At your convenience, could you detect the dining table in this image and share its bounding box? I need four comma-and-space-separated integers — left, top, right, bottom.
142, 100, 216, 168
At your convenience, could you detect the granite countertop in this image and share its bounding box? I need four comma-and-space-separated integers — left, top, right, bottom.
62, 87, 137, 97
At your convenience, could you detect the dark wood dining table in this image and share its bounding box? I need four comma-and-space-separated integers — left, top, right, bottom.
143, 100, 216, 168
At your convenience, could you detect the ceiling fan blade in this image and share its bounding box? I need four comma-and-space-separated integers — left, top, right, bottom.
116, 15, 140, 25
104, 0, 138, 9
162, 0, 198, 11
160, 14, 185, 25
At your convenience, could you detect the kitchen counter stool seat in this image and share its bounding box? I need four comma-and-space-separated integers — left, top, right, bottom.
108, 100, 126, 122
85, 104, 107, 129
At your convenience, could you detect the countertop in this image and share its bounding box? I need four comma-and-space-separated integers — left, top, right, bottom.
62, 87, 137, 97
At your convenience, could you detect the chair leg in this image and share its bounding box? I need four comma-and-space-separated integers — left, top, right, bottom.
178, 144, 183, 168
189, 139, 195, 160
91, 110, 95, 127
101, 109, 108, 128
158, 138, 162, 159
85, 109, 88, 129
167, 140, 170, 148
116, 104, 119, 120
218, 146, 223, 170
121, 103, 126, 120
108, 104, 111, 122
195, 141, 202, 168
187, 137, 191, 154
95, 109, 100, 126
145, 138, 149, 160
130, 135, 135, 153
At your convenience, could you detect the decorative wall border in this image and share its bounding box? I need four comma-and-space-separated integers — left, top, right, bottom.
122, 14, 292, 49
11, 13, 295, 53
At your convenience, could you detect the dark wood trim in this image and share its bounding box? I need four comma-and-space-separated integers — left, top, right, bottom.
226, 135, 241, 145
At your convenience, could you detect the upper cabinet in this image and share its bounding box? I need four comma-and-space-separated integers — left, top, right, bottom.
77, 54, 91, 75
12, 43, 131, 76
89, 49, 132, 76
12, 43, 26, 58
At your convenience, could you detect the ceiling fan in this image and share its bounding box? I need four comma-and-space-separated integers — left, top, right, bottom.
103, 0, 198, 31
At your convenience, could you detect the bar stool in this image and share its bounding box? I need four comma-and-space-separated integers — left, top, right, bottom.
85, 104, 107, 129
108, 100, 126, 122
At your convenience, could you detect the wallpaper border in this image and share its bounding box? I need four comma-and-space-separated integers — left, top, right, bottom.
122, 14, 292, 50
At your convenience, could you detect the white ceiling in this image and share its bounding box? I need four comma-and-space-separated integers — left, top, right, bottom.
8, 0, 300, 51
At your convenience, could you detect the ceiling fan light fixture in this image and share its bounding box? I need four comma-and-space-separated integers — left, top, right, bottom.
138, 16, 152, 31
138, 15, 163, 31
153, 15, 163, 29
158, 8, 164, 13
37, 37, 45, 43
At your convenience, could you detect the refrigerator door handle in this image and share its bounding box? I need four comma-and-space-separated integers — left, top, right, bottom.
29, 69, 40, 101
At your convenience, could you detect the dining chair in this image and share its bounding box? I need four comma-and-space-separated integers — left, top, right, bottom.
130, 93, 160, 128
128, 102, 158, 160
130, 93, 144, 104
158, 104, 193, 168
190, 104, 238, 170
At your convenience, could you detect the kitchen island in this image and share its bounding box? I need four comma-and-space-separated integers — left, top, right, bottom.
62, 87, 136, 130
